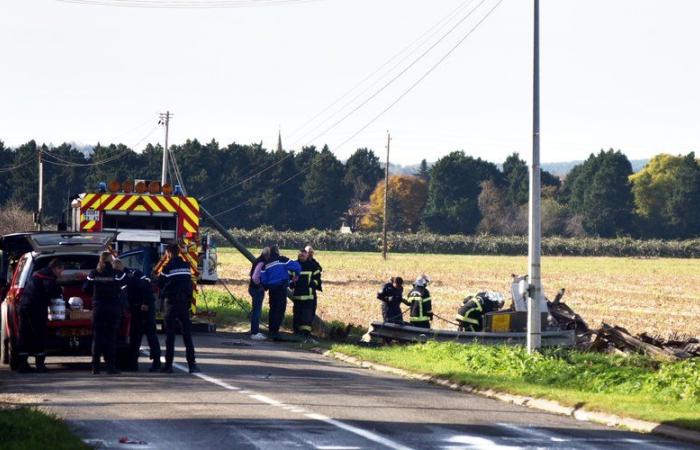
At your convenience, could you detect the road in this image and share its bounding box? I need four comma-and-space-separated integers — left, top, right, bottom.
0, 331, 695, 450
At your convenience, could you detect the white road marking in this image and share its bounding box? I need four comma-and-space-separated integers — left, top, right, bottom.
167, 361, 415, 450
442, 434, 520, 450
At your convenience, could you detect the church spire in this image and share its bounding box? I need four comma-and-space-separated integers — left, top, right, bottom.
277, 127, 283, 152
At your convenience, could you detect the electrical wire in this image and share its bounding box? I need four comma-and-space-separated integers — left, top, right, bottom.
201, 0, 482, 203
0, 157, 35, 174
208, 0, 504, 220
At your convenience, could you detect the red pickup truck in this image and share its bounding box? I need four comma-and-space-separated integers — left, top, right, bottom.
0, 232, 131, 370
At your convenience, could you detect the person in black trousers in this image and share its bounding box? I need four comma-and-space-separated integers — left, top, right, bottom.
377, 277, 405, 324
114, 260, 161, 372
158, 244, 199, 374
17, 258, 64, 373
83, 252, 126, 375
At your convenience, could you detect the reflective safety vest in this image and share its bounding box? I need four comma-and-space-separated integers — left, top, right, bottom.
407, 286, 432, 324
290, 260, 317, 301
456, 293, 501, 331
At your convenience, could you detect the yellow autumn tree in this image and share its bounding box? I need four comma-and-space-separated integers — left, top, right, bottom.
360, 175, 428, 232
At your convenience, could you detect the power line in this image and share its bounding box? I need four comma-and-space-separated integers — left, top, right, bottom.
201, 0, 483, 203
208, 0, 505, 220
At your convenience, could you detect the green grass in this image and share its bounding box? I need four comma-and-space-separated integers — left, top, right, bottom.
0, 407, 89, 450
332, 342, 700, 431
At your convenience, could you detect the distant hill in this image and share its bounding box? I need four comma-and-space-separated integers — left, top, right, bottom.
542, 159, 649, 177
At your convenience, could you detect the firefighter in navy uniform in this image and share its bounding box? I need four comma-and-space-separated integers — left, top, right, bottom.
158, 244, 199, 374
17, 259, 64, 373
377, 277, 404, 324
115, 260, 161, 372
405, 275, 433, 329
83, 252, 126, 375
290, 249, 318, 340
455, 292, 505, 332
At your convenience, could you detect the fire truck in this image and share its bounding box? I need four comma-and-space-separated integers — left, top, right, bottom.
70, 180, 218, 316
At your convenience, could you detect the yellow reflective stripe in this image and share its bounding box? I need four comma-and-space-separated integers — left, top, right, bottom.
299, 325, 312, 331
83, 193, 96, 205
422, 297, 431, 303
84, 221, 96, 230
410, 317, 429, 322
133, 205, 147, 212
182, 220, 197, 233
313, 270, 321, 275
462, 317, 479, 325
142, 195, 160, 211
105, 194, 124, 210
293, 295, 314, 301
119, 195, 139, 210
154, 195, 177, 213
176, 198, 199, 227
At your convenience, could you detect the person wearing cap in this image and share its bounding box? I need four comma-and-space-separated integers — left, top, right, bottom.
405, 275, 433, 329
456, 292, 505, 332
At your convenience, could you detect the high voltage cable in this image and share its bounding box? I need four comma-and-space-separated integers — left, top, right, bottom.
42, 124, 160, 167
0, 157, 35, 174
208, 0, 504, 220
57, 0, 323, 8
286, 0, 476, 144
201, 0, 483, 203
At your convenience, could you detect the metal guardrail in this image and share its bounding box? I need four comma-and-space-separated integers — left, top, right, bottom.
369, 321, 575, 347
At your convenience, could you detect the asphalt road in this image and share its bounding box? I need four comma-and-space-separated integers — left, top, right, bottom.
0, 331, 696, 450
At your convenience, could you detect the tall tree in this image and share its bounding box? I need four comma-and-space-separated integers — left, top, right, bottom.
344, 148, 383, 202
417, 159, 430, 181
301, 146, 350, 229
422, 151, 503, 234
360, 175, 428, 232
666, 153, 700, 238
503, 152, 560, 206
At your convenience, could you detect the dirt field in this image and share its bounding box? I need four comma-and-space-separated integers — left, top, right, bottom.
214, 248, 700, 338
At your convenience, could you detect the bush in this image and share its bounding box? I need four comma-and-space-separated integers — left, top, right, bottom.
210, 227, 700, 258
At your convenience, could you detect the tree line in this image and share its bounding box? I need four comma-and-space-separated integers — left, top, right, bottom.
0, 139, 698, 239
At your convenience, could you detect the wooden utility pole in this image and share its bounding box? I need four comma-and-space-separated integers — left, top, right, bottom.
382, 131, 391, 260
159, 111, 171, 186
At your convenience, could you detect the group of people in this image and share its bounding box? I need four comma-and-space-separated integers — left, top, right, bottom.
17, 244, 200, 375
377, 276, 505, 331
248, 245, 322, 342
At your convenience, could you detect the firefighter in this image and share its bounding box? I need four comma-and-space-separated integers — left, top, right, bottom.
249, 247, 270, 341
260, 245, 301, 341
17, 258, 64, 373
290, 249, 318, 340
405, 275, 433, 329
115, 260, 161, 372
304, 245, 323, 293
455, 292, 505, 332
158, 244, 200, 374
83, 252, 126, 375
377, 277, 404, 324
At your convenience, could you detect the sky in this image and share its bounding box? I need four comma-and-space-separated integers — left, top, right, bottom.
1, 0, 698, 165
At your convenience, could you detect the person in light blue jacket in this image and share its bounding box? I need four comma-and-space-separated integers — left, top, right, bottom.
260, 245, 301, 340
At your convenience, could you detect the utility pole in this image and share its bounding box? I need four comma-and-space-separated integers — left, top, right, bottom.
37, 149, 44, 231
382, 131, 391, 260
159, 111, 171, 186
527, 0, 542, 353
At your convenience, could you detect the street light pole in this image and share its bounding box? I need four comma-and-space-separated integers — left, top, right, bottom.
527, 0, 542, 353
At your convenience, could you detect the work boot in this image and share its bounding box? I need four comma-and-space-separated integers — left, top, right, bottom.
188, 363, 201, 374
17, 356, 34, 374
148, 360, 161, 373
160, 364, 173, 374
35, 356, 48, 373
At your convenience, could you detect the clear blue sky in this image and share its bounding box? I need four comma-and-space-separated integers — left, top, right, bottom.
1, 0, 698, 165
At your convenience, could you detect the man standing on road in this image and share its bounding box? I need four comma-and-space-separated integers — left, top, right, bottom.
158, 244, 200, 374
17, 258, 64, 373
261, 245, 301, 341
406, 275, 433, 329
116, 260, 161, 372
249, 247, 270, 341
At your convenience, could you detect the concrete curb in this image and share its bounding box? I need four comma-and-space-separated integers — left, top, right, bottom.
312, 348, 700, 446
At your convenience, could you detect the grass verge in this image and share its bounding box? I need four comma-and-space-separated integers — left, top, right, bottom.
331, 341, 700, 431
0, 407, 89, 450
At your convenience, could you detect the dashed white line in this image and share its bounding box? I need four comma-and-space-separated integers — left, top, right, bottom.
168, 361, 415, 450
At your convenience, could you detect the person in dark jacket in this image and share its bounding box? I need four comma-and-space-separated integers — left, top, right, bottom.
249, 247, 270, 341
83, 252, 126, 375
158, 244, 199, 374
260, 245, 301, 341
115, 260, 161, 372
17, 258, 64, 373
456, 292, 505, 332
304, 245, 323, 293
405, 275, 433, 329
377, 277, 404, 324
290, 249, 319, 339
